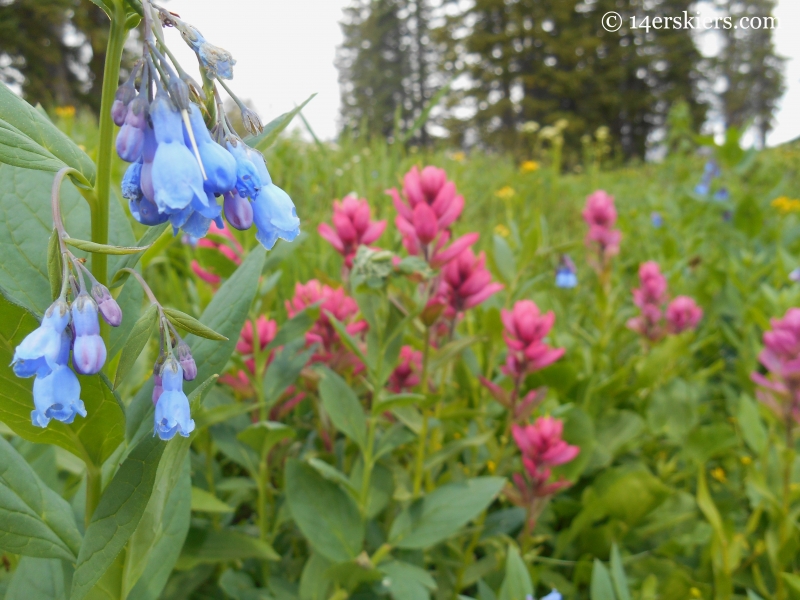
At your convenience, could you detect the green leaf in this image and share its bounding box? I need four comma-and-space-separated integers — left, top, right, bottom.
109, 224, 169, 289
317, 367, 367, 450
126, 458, 191, 600
380, 561, 437, 600
266, 304, 321, 351
0, 436, 82, 560
373, 393, 425, 414
162, 307, 228, 341
738, 395, 767, 454
245, 94, 316, 152
492, 234, 516, 284
327, 314, 371, 371
498, 545, 532, 600
591, 559, 617, 600
114, 304, 158, 388
237, 421, 295, 455
191, 487, 233, 513
70, 435, 165, 600
307, 458, 358, 496
63, 237, 150, 255
262, 339, 313, 404
0, 83, 95, 183
219, 570, 272, 600
389, 477, 505, 548
0, 291, 125, 467
610, 544, 631, 600
175, 529, 279, 570
47, 230, 61, 301
5, 557, 68, 600
284, 459, 364, 563
374, 424, 415, 460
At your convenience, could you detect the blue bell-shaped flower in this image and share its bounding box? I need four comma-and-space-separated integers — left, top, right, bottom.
30, 332, 86, 428
71, 293, 106, 375
12, 299, 71, 374
226, 141, 261, 199
116, 96, 148, 163
184, 104, 237, 195
154, 357, 195, 440
122, 162, 144, 203
253, 183, 301, 250
151, 94, 206, 213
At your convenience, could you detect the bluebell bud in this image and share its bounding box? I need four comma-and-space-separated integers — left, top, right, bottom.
116, 96, 148, 163
153, 357, 195, 440
226, 141, 261, 199
12, 299, 70, 375
181, 25, 236, 80
184, 104, 237, 195
651, 211, 663, 228
252, 183, 301, 250
151, 94, 205, 213
112, 68, 139, 126
91, 284, 122, 327
177, 341, 197, 381
71, 293, 106, 375
223, 190, 253, 230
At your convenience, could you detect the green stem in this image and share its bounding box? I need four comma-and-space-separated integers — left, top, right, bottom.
412, 327, 432, 498
359, 415, 378, 513
85, 465, 102, 529
93, 1, 129, 290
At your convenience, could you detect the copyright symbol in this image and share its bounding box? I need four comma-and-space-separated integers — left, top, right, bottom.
602, 11, 622, 32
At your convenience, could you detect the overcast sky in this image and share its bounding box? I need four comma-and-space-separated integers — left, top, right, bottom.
162, 0, 800, 147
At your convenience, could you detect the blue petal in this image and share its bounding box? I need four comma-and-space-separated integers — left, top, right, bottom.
31, 365, 86, 428
185, 105, 237, 194
154, 390, 195, 440
252, 184, 301, 250
153, 142, 206, 212
227, 141, 261, 198
72, 294, 100, 337
122, 162, 143, 202
161, 360, 184, 392
182, 211, 213, 239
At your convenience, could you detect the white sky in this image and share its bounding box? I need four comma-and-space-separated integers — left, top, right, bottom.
162, 0, 800, 146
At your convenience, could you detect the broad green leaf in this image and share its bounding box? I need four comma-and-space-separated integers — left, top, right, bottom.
5, 557, 68, 600
299, 553, 333, 600
219, 570, 272, 600
126, 459, 191, 600
498, 546, 532, 600
64, 238, 150, 255
114, 304, 158, 388
285, 459, 364, 563
0, 82, 95, 183
738, 395, 767, 454
162, 307, 227, 341
307, 458, 358, 496
684, 424, 738, 464
591, 559, 617, 600
71, 435, 165, 600
0, 436, 82, 560
245, 94, 316, 152
190, 487, 233, 513
374, 424, 415, 460
266, 304, 321, 350
389, 477, 505, 549
380, 561, 437, 600
262, 339, 313, 405
610, 544, 631, 600
0, 292, 125, 467
175, 529, 279, 569
238, 421, 295, 455
492, 233, 516, 284
373, 393, 425, 414
317, 367, 367, 450
126, 247, 266, 442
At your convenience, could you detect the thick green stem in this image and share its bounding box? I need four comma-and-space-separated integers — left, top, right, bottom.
85, 465, 102, 529
93, 1, 129, 290
412, 327, 432, 498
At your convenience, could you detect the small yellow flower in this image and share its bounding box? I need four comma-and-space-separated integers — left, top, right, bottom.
690, 587, 702, 598
486, 460, 496, 474
494, 224, 510, 238
54, 105, 76, 118
451, 151, 466, 163
495, 186, 516, 200
740, 455, 752, 466
453, 431, 462, 439
520, 160, 539, 174
772, 196, 800, 215
710, 467, 727, 483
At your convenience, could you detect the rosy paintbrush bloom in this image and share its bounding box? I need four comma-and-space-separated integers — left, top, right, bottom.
583, 190, 621, 274
666, 296, 703, 333
751, 308, 800, 425
633, 262, 668, 308
437, 248, 504, 317
500, 300, 565, 380
318, 195, 386, 267
388, 346, 423, 393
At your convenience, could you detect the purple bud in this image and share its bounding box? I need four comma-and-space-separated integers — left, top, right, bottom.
112, 79, 137, 126
71, 294, 106, 375
223, 190, 254, 230
112, 99, 128, 127
177, 341, 197, 381
91, 284, 123, 327
152, 374, 163, 406
116, 97, 148, 163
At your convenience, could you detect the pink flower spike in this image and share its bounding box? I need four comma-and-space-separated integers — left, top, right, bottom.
666, 296, 703, 333
582, 190, 617, 228
431, 232, 480, 268
319, 195, 386, 267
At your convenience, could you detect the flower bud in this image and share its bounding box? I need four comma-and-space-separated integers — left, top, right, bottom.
177, 341, 197, 381
91, 284, 122, 327
112, 77, 137, 126
71, 293, 106, 375
223, 191, 254, 230
240, 106, 263, 136
168, 77, 190, 112
116, 97, 148, 163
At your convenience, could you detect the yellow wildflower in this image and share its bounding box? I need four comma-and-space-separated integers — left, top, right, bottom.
690, 588, 702, 598
486, 460, 496, 474
495, 186, 516, 200
772, 196, 800, 215
451, 151, 466, 163
740, 455, 752, 466
453, 431, 462, 439
520, 160, 539, 174
54, 105, 76, 118
494, 224, 510, 238
710, 467, 727, 483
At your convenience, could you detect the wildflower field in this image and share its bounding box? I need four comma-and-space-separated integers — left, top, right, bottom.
1, 2, 800, 600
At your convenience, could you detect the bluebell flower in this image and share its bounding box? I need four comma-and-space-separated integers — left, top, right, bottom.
223, 190, 253, 230
694, 182, 710, 196
790, 268, 800, 283
714, 187, 729, 202
181, 210, 213, 239
122, 162, 143, 203
253, 183, 301, 250
12, 299, 70, 375
182, 26, 236, 80
151, 94, 205, 213
31, 329, 85, 428
116, 97, 148, 163
651, 211, 663, 227
131, 195, 169, 227
140, 127, 157, 203
71, 293, 106, 375
555, 269, 577, 289
540, 591, 562, 600
226, 141, 261, 198
184, 104, 237, 195
154, 358, 195, 440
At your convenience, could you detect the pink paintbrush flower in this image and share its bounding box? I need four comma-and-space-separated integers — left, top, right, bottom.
318, 195, 386, 267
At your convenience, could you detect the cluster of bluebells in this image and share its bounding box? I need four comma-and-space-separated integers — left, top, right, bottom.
582, 190, 621, 277
751, 308, 800, 428
626, 261, 703, 342
481, 300, 565, 422
12, 271, 120, 428
694, 160, 729, 201
151, 322, 197, 440
508, 417, 579, 528
114, 3, 299, 248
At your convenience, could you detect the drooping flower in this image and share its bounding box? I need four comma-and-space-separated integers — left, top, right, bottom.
115, 96, 148, 163
184, 104, 237, 195
388, 346, 422, 393
11, 299, 71, 375
223, 191, 253, 231
555, 255, 577, 289
437, 248, 504, 318
318, 195, 386, 267
666, 296, 703, 334
252, 182, 301, 250
154, 358, 195, 440
500, 300, 565, 381
31, 332, 86, 428
91, 283, 123, 327
180, 24, 236, 80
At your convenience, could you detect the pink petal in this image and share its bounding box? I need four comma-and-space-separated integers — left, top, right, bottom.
318, 223, 345, 253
